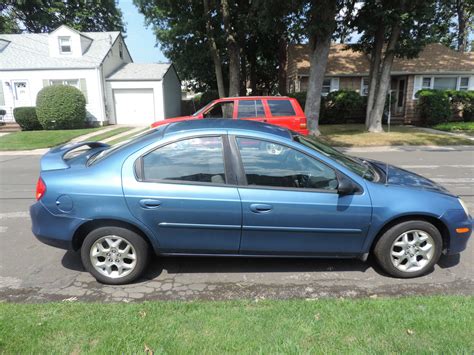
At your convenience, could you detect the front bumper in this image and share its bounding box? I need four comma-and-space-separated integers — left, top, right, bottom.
30, 202, 87, 250
441, 209, 472, 255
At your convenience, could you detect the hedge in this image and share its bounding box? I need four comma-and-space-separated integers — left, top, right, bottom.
13, 107, 42, 130
36, 85, 86, 130
417, 89, 474, 124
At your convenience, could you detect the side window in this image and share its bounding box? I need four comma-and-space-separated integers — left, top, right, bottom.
204, 102, 234, 119
267, 100, 295, 117
237, 100, 265, 118
236, 137, 338, 190
142, 136, 226, 184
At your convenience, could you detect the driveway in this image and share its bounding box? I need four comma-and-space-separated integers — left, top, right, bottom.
0, 146, 473, 302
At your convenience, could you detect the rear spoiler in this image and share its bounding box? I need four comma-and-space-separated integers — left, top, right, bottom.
40, 141, 109, 171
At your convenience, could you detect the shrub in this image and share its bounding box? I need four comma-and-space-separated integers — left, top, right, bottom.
446, 90, 474, 122
13, 107, 42, 130
36, 85, 86, 130
320, 90, 366, 124
417, 90, 452, 125
287, 92, 307, 110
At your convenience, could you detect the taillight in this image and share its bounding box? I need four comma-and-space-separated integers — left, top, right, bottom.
299, 118, 307, 129
36, 177, 46, 201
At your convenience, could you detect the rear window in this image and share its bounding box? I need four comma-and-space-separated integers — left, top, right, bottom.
267, 99, 295, 117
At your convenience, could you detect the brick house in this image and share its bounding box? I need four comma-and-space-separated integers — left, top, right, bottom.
287, 43, 474, 123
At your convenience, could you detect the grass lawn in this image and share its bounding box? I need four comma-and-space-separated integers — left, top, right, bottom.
0, 296, 472, 353
432, 121, 474, 136
84, 126, 132, 142
319, 124, 474, 146
0, 127, 104, 151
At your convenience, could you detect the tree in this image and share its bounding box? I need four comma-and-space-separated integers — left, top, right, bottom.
303, 0, 341, 136
135, 0, 295, 97
354, 0, 438, 132
435, 0, 474, 52
0, 0, 125, 33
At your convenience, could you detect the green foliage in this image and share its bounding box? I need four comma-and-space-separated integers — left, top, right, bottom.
0, 0, 125, 33
13, 107, 42, 131
287, 92, 307, 110
36, 85, 86, 130
446, 90, 474, 121
320, 90, 367, 124
417, 90, 452, 125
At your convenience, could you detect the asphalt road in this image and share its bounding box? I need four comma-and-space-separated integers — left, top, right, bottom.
0, 146, 473, 302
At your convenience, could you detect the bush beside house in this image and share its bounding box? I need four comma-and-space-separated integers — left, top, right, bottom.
417, 89, 473, 125
36, 85, 86, 130
13, 107, 42, 131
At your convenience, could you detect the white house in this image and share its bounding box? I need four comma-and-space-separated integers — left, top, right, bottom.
0, 25, 181, 126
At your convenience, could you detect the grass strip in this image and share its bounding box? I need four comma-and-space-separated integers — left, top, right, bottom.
0, 296, 472, 353
319, 124, 473, 146
0, 128, 103, 151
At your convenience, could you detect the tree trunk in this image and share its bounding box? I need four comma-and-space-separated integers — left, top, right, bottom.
304, 35, 332, 136
365, 23, 384, 128
240, 51, 247, 95
222, 0, 240, 97
203, 0, 226, 98
367, 24, 401, 133
456, 0, 467, 52
277, 36, 288, 95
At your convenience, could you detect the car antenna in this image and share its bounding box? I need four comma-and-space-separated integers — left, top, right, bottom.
385, 160, 389, 186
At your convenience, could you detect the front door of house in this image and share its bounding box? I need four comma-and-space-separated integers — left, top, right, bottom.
13, 81, 30, 107
395, 78, 406, 116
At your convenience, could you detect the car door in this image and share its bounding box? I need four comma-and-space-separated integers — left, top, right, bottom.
232, 136, 372, 256
236, 99, 266, 123
122, 135, 242, 254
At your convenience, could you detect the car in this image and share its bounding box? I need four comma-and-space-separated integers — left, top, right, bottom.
30, 119, 472, 284
151, 96, 309, 135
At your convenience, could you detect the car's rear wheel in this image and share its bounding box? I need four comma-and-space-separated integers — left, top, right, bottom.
81, 226, 149, 285
373, 220, 442, 278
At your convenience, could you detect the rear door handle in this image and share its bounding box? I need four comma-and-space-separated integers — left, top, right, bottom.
139, 199, 162, 209
250, 203, 273, 213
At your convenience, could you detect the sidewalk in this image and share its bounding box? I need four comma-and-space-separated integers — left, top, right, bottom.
414, 126, 474, 142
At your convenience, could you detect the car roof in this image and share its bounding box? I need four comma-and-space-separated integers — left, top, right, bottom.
215, 96, 291, 101
162, 119, 293, 140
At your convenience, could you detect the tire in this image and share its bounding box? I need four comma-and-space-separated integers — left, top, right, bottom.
81, 226, 149, 285
373, 220, 442, 278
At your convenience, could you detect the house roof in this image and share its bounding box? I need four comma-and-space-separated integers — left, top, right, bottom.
106, 63, 172, 81
289, 43, 474, 77
0, 31, 121, 70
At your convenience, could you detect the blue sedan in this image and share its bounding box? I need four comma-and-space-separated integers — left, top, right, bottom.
30, 120, 472, 284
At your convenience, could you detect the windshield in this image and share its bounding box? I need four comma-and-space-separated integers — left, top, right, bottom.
294, 135, 378, 181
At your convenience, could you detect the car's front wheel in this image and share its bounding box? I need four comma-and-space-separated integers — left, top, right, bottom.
373, 220, 442, 278
81, 226, 149, 285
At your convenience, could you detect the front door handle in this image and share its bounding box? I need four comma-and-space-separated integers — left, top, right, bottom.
250, 203, 273, 213
139, 199, 162, 209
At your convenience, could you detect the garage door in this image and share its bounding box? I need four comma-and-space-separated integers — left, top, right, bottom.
113, 89, 155, 125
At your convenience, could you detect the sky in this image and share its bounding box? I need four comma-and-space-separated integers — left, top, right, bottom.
118, 0, 167, 63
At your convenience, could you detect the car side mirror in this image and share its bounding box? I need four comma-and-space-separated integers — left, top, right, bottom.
337, 175, 358, 196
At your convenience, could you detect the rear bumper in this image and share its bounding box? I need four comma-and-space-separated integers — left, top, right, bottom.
30, 202, 87, 250
441, 209, 472, 255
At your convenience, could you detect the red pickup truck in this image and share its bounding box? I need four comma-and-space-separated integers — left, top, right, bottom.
151, 96, 309, 135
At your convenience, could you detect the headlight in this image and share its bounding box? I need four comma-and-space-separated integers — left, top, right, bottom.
459, 198, 470, 217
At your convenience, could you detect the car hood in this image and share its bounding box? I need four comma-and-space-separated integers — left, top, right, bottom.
368, 160, 453, 195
